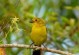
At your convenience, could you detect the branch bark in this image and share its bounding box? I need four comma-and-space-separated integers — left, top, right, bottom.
0, 44, 74, 55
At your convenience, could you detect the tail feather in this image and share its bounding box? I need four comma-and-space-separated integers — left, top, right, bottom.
33, 49, 41, 55
33, 45, 41, 55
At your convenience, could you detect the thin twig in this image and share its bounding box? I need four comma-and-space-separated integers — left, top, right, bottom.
0, 44, 74, 55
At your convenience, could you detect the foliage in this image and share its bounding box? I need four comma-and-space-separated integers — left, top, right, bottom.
0, 0, 79, 55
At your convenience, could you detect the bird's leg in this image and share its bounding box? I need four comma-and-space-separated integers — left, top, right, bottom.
42, 44, 46, 48
42, 44, 47, 50
30, 42, 34, 48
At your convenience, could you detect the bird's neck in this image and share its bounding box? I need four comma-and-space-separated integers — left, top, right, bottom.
33, 23, 44, 27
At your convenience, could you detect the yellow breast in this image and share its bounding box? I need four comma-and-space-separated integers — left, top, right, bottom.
30, 23, 47, 45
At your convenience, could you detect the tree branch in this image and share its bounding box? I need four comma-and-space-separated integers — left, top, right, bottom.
0, 44, 74, 55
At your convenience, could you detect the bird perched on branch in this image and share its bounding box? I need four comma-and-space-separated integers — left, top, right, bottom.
30, 17, 47, 55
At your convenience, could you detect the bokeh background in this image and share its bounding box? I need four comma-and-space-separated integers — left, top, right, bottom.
0, 0, 79, 55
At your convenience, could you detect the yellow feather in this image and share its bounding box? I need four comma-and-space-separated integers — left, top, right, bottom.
30, 18, 47, 46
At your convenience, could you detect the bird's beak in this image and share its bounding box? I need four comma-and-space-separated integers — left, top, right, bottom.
29, 19, 34, 23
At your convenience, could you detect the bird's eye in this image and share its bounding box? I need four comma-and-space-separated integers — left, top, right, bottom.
35, 19, 37, 21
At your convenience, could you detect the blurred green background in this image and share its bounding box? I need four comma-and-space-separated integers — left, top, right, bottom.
0, 0, 79, 55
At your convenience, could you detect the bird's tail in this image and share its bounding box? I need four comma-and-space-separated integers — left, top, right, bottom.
33, 45, 41, 55
33, 49, 41, 55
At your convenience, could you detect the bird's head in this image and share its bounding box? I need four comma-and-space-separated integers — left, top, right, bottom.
30, 17, 45, 26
